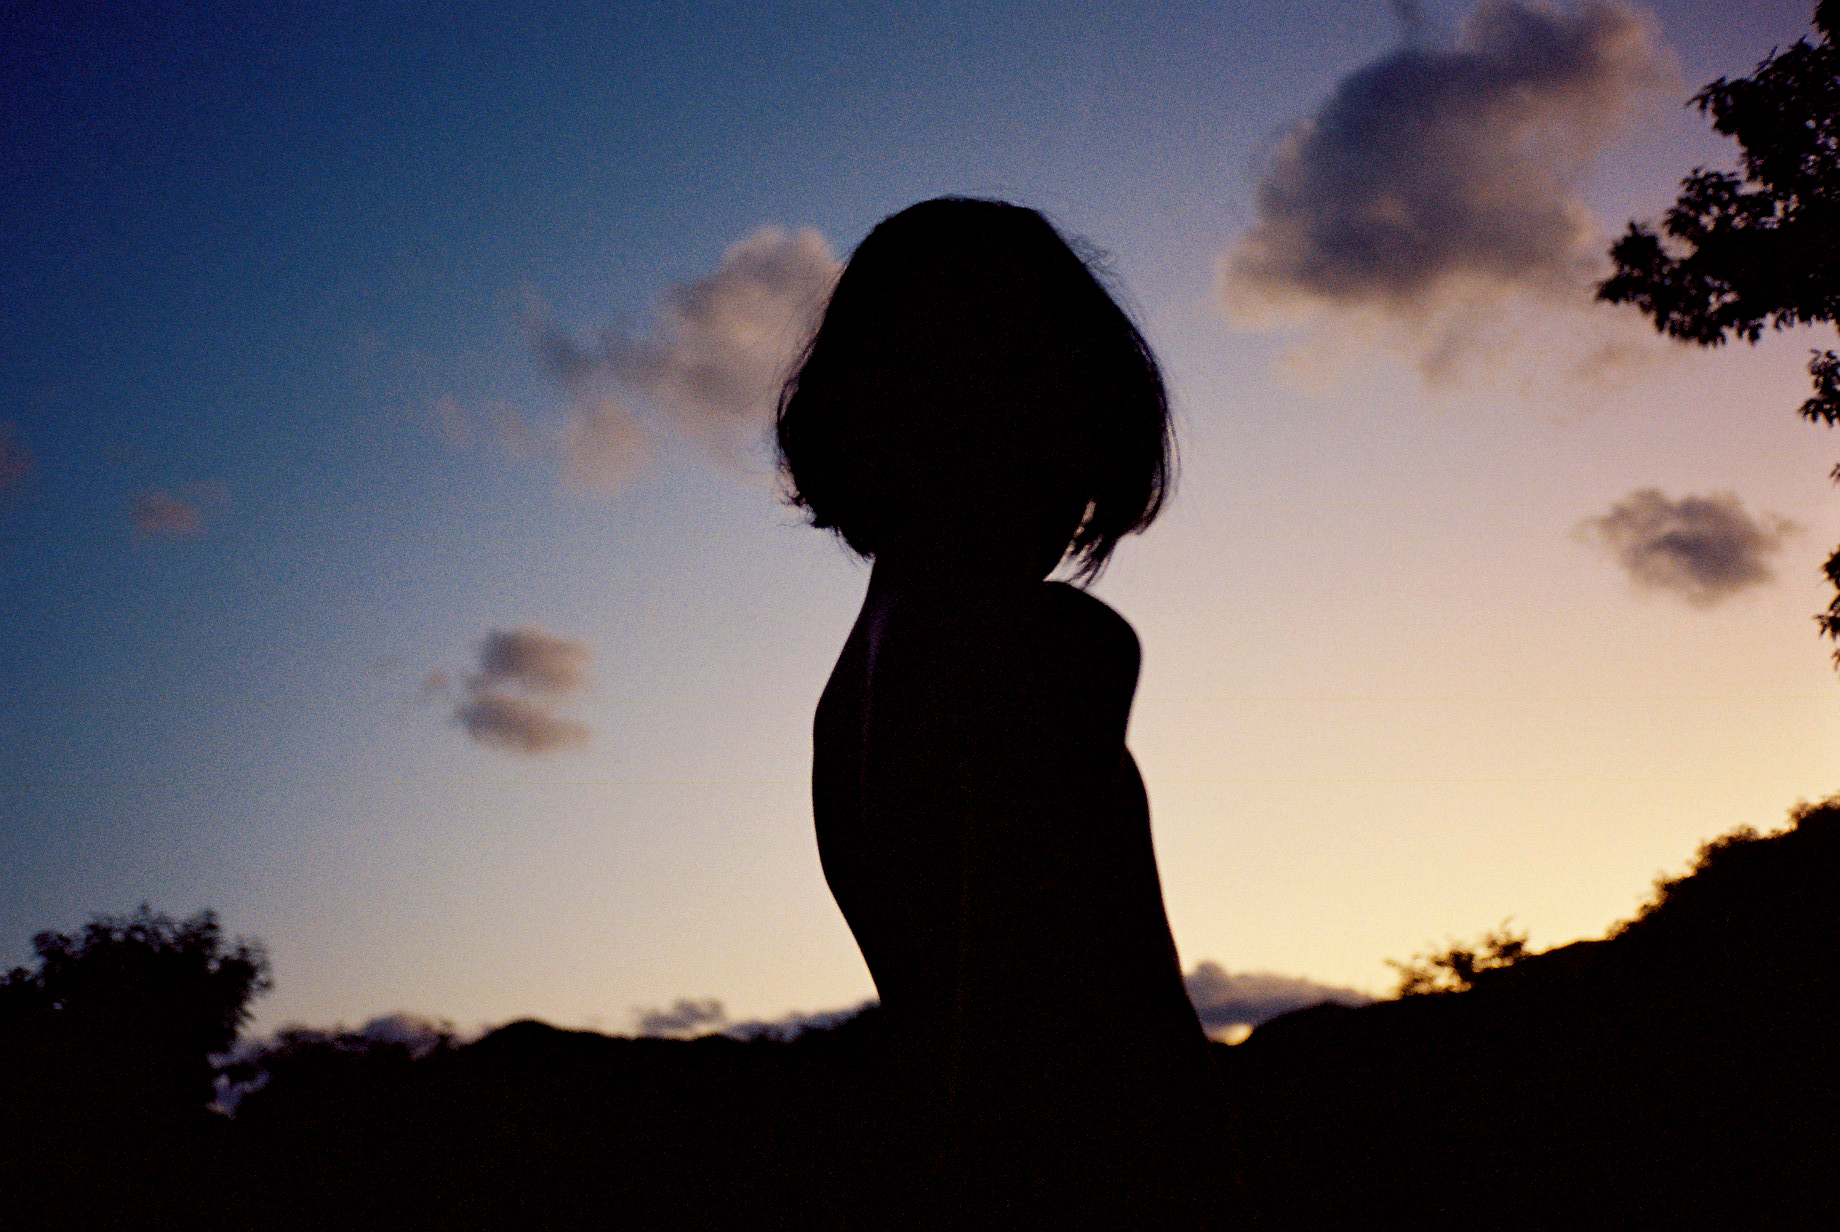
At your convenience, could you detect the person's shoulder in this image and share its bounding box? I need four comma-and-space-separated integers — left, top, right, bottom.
1035, 582, 1140, 663
875, 580, 1139, 691
986, 582, 1142, 703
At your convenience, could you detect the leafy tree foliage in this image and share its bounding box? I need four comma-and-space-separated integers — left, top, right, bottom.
1388, 921, 1529, 996
1598, 0, 1840, 651
1, 904, 271, 1120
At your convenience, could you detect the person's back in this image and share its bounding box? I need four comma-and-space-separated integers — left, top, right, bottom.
813, 568, 1219, 1226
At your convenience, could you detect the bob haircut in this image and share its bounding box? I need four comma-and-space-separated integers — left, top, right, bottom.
775, 197, 1174, 582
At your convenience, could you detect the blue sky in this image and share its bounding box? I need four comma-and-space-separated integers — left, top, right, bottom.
4, 0, 1835, 1037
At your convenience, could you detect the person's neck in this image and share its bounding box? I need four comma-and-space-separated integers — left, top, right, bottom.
869, 544, 1057, 594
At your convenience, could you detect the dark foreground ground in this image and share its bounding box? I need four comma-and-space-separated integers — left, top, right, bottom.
4, 800, 1835, 1229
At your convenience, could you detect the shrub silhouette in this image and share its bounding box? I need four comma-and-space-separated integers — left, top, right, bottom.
1388, 922, 1529, 996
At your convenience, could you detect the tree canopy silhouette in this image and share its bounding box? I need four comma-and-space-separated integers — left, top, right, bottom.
1, 904, 270, 1123
1598, 0, 1840, 653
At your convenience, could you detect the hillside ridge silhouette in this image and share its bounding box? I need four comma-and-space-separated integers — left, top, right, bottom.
3, 798, 1834, 1228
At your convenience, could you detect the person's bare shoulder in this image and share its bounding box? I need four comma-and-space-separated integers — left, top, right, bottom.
974, 582, 1142, 725
1036, 582, 1141, 679
871, 581, 1140, 734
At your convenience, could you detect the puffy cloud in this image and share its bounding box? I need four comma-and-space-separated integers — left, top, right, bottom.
454, 691, 590, 755
1577, 488, 1800, 606
633, 997, 728, 1038
1220, 1, 1670, 377
1183, 961, 1374, 1041
562, 392, 650, 496
474, 626, 590, 697
352, 1012, 457, 1059
450, 625, 593, 755
531, 226, 841, 493
129, 480, 229, 537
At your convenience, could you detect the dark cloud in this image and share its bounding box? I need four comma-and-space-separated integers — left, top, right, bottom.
1183, 961, 1374, 1040
450, 625, 593, 755
129, 480, 229, 537
530, 226, 840, 494
1578, 488, 1800, 607
1389, 0, 1427, 37
633, 998, 728, 1038
454, 690, 590, 755
475, 626, 590, 697
1222, 1, 1667, 324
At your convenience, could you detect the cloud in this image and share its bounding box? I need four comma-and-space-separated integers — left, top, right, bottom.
1577, 488, 1801, 606
725, 1001, 878, 1042
530, 226, 841, 493
633, 997, 728, 1038
631, 995, 879, 1041
655, 964, 1374, 1047
1183, 962, 1374, 1041
129, 480, 230, 537
353, 1011, 457, 1059
454, 691, 590, 754
215, 1013, 463, 1114
450, 625, 593, 755
0, 423, 30, 496
474, 626, 590, 696
1220, 1, 1671, 378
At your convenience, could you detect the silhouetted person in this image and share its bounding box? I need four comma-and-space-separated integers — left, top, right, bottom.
779, 198, 1222, 1227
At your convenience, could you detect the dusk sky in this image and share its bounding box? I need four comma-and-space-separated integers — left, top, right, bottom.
5, 0, 1836, 1040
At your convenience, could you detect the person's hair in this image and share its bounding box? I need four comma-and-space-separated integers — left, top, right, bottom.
775, 197, 1174, 582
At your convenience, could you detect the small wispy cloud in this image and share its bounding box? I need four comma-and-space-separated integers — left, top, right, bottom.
1183, 961, 1374, 1041
129, 480, 230, 538
1220, 0, 1672, 383
1577, 488, 1800, 607
529, 226, 841, 494
450, 625, 593, 755
632, 998, 729, 1038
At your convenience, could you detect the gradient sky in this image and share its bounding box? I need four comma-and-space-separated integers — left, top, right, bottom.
4, 0, 1836, 1038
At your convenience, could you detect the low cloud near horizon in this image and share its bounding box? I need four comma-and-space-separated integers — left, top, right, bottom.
1183, 962, 1374, 1040
633, 998, 730, 1037
529, 226, 841, 495
1577, 488, 1800, 607
450, 625, 593, 755
1220, 0, 1671, 382
632, 962, 1372, 1043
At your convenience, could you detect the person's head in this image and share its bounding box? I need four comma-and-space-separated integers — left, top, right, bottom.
775, 197, 1173, 582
